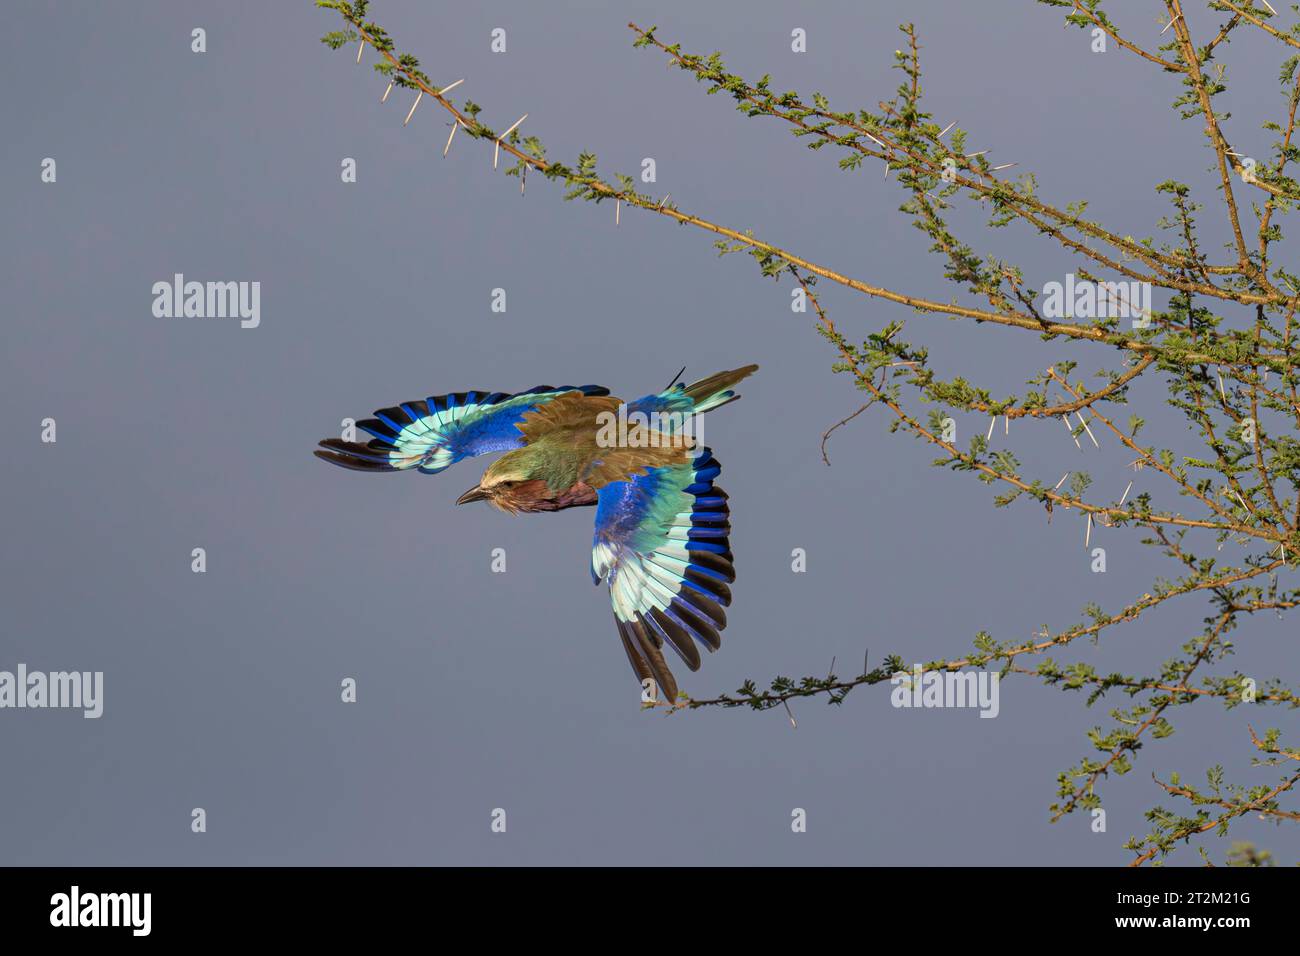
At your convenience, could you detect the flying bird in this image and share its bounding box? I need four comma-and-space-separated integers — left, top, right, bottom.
314, 365, 758, 703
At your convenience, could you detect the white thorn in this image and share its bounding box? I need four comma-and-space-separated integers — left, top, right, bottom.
938, 121, 956, 138
1085, 513, 1092, 549
403, 90, 423, 126
495, 114, 528, 170
864, 132, 887, 149
1055, 473, 1070, 490
616, 199, 621, 226
521, 165, 527, 195
884, 163, 891, 179
1261, 0, 1278, 13
1217, 372, 1227, 401
381, 80, 393, 103
443, 120, 459, 157
357, 40, 365, 64
1004, 415, 1009, 435
966, 150, 989, 158
499, 113, 528, 139
990, 163, 1018, 171
986, 416, 996, 441
436, 78, 465, 97
1077, 412, 1099, 448
658, 194, 670, 209
1119, 481, 1132, 506
1063, 415, 1082, 450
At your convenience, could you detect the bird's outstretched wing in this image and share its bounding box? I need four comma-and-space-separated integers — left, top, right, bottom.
315, 384, 610, 474
590, 448, 734, 703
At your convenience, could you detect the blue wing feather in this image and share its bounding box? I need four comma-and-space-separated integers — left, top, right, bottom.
592, 448, 736, 688
316, 384, 609, 474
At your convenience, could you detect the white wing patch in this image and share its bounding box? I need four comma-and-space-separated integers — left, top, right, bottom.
389, 403, 485, 471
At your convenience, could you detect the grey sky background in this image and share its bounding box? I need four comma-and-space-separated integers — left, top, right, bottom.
2, 0, 1295, 865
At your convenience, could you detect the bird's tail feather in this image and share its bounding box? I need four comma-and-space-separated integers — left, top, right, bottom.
676, 364, 759, 414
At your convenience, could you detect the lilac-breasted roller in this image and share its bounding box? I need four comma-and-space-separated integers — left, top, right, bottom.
314, 365, 758, 702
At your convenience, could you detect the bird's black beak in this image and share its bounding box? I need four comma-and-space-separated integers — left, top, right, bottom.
456, 485, 490, 505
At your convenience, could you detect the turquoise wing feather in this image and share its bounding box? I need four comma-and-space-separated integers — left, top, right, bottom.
316, 384, 609, 475
590, 448, 735, 701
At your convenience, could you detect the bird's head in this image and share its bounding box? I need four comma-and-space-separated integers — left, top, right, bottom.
455, 451, 553, 514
